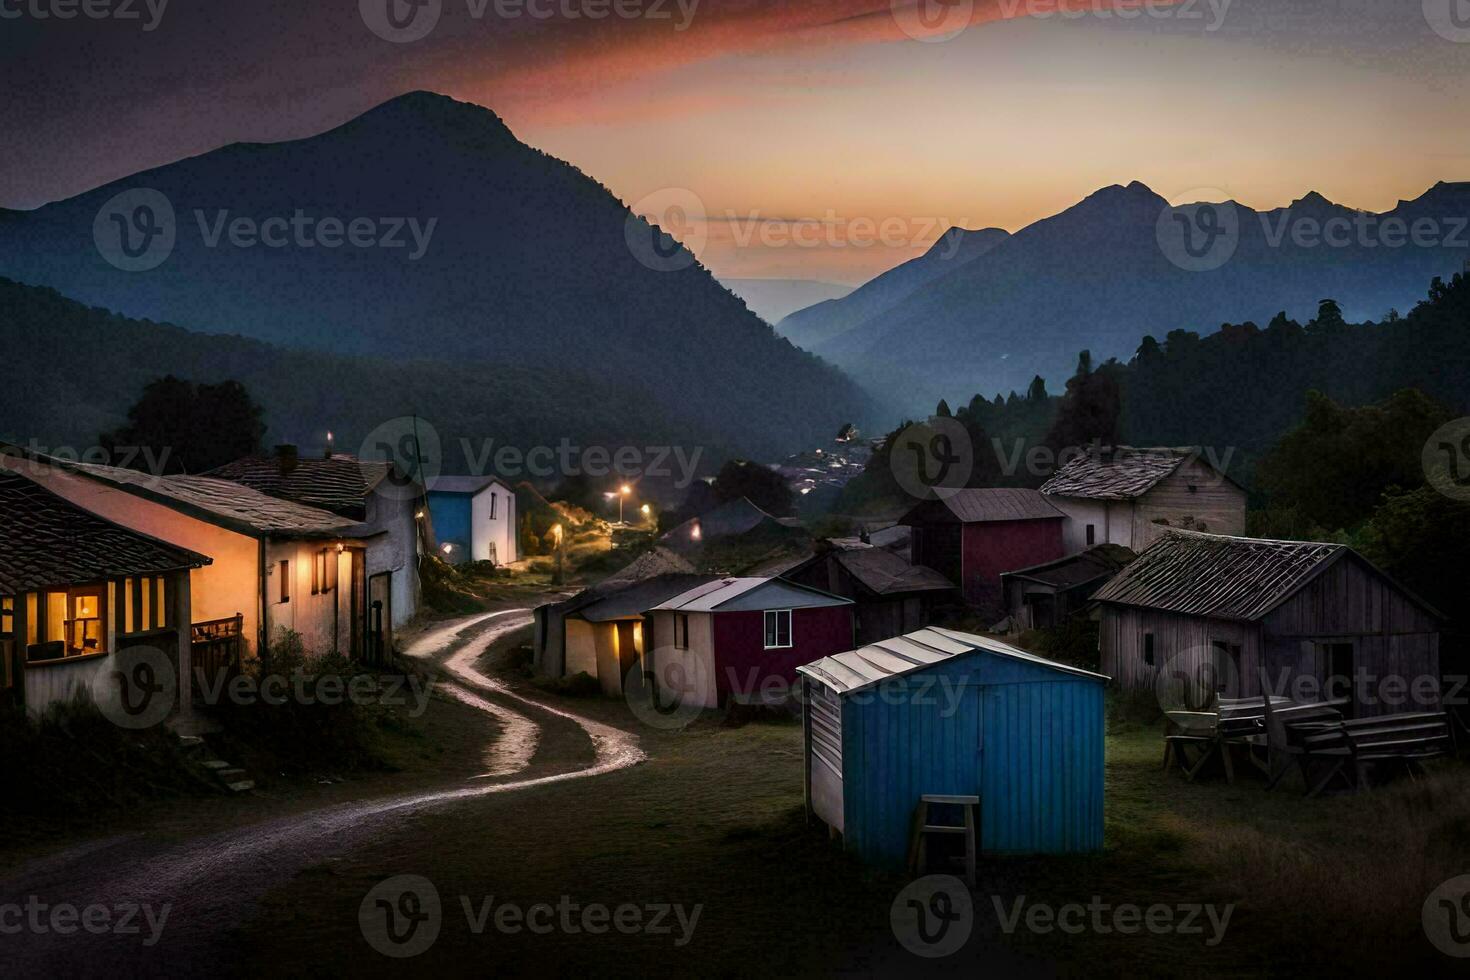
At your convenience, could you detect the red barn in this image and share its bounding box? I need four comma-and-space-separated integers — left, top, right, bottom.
645, 578, 853, 708
900, 489, 1066, 610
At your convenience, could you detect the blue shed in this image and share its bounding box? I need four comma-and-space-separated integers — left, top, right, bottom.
797, 627, 1107, 869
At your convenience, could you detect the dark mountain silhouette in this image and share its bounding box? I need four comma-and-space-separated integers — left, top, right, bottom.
776, 226, 1010, 351
0, 276, 748, 471
781, 180, 1470, 414
0, 91, 874, 457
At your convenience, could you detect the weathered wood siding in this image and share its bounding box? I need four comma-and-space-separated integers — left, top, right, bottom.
1098, 603, 1263, 705
837, 651, 1104, 869
1262, 555, 1441, 716
1132, 458, 1247, 550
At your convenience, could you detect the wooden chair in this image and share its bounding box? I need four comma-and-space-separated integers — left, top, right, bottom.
907, 794, 979, 887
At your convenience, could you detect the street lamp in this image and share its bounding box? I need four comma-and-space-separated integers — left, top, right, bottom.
640, 503, 652, 524
618, 484, 632, 525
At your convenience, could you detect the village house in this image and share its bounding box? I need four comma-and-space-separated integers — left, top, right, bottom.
781, 545, 956, 647
660, 496, 803, 553
899, 488, 1066, 609
645, 577, 854, 708
1092, 530, 1443, 718
1040, 446, 1246, 554
1001, 544, 1136, 630
425, 475, 518, 566
210, 445, 424, 629
0, 466, 209, 717
532, 547, 698, 681
2, 448, 400, 667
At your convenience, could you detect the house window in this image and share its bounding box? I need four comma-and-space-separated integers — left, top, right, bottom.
488, 492, 497, 521
64, 587, 106, 657
279, 560, 291, 603
673, 613, 689, 650
312, 549, 335, 595
122, 575, 168, 634
1143, 632, 1155, 667
764, 609, 793, 650
1086, 524, 1096, 546
2, 596, 12, 636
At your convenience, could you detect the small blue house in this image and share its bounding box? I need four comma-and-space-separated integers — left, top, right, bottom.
426, 476, 518, 566
797, 627, 1106, 869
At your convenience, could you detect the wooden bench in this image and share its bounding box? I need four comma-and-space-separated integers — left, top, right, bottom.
1260, 695, 1348, 794
1341, 712, 1453, 789
1164, 697, 1290, 783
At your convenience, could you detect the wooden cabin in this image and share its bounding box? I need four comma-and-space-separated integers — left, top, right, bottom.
899, 488, 1065, 609
798, 628, 1106, 869
781, 546, 956, 646
1002, 544, 1135, 630
1093, 530, 1443, 718
0, 468, 209, 718
1041, 446, 1245, 554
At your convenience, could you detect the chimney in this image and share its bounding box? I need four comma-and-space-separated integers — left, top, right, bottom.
274, 444, 299, 474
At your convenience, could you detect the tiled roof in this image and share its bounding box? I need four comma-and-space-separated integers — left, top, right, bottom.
901, 488, 1063, 526
209, 454, 394, 517
60, 459, 359, 538
1091, 530, 1350, 621
0, 469, 210, 593
1040, 446, 1199, 500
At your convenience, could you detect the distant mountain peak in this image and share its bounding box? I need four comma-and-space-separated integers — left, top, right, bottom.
336, 90, 517, 147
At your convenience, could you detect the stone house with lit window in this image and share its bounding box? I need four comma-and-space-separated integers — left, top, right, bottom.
0, 466, 209, 717
1, 447, 401, 668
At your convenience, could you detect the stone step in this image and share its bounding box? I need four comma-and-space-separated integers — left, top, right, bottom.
222, 779, 256, 793
201, 759, 231, 771
177, 735, 205, 750
216, 768, 248, 780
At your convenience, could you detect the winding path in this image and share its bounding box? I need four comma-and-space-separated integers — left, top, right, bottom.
0, 607, 644, 974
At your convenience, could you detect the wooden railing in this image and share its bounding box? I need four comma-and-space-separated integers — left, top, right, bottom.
191, 614, 243, 704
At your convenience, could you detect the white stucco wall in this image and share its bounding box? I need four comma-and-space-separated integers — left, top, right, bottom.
470, 482, 517, 565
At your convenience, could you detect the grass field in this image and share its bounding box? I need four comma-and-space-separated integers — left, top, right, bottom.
221, 629, 1470, 977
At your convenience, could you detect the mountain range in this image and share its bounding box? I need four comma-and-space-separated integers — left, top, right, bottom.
778, 180, 1470, 414
0, 92, 874, 459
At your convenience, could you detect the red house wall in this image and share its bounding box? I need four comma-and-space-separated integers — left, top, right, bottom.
711, 605, 854, 703
961, 518, 1065, 606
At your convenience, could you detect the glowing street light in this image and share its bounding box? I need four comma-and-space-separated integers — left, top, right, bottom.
618, 484, 632, 524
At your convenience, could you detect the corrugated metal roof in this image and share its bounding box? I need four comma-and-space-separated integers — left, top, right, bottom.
1040, 446, 1201, 500
428, 475, 511, 495
798, 627, 1107, 695
650, 576, 851, 613
576, 574, 719, 622
833, 549, 955, 596
901, 488, 1063, 526
0, 468, 211, 593
1090, 530, 1349, 621
1002, 544, 1137, 590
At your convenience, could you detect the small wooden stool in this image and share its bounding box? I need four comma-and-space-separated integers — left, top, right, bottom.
907, 794, 979, 887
